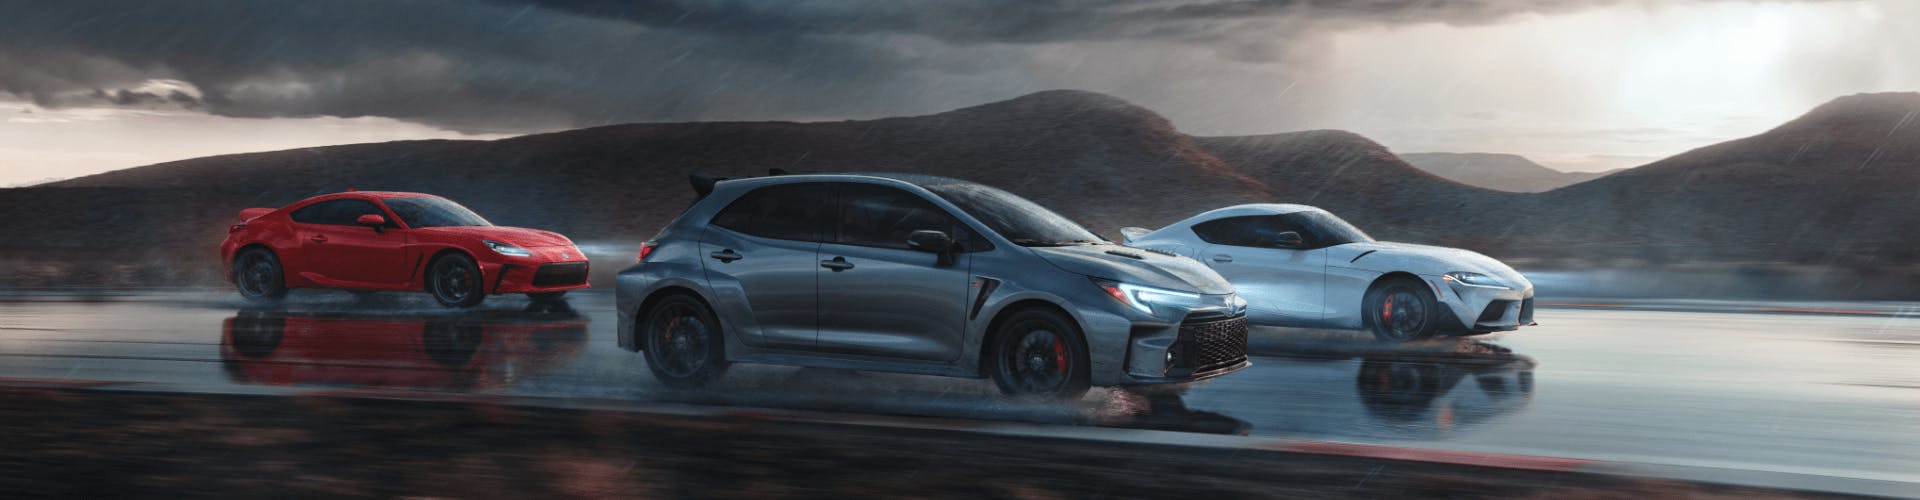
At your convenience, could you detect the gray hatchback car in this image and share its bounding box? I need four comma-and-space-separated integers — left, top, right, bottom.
616, 172, 1250, 397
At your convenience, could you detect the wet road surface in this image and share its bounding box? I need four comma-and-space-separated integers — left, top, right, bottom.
1, 290, 1916, 487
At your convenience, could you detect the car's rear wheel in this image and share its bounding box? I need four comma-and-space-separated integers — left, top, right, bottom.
232, 248, 287, 301
988, 309, 1091, 399
1363, 277, 1441, 342
641, 294, 728, 388
427, 253, 486, 308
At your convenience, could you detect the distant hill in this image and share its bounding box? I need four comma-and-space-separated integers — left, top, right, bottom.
1506, 92, 1920, 264
6, 90, 1920, 291
1189, 131, 1516, 247
28, 89, 1272, 253
1399, 152, 1617, 192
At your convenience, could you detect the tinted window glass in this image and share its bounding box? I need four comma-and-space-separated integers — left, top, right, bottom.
1286, 210, 1373, 247
710, 183, 833, 242
1194, 212, 1374, 249
834, 184, 977, 251
288, 199, 386, 226
921, 182, 1100, 247
1191, 216, 1268, 247
383, 197, 491, 228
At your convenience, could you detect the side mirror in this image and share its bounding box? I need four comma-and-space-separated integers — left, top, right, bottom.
1272, 231, 1304, 248
356, 214, 388, 233
907, 230, 957, 266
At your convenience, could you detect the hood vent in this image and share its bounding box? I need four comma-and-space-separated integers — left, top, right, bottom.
1104, 249, 1145, 260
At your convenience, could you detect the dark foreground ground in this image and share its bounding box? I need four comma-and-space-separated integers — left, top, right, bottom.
0, 387, 1859, 499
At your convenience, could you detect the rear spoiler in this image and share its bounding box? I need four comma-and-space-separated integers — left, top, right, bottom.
1119, 226, 1151, 245
689, 168, 794, 200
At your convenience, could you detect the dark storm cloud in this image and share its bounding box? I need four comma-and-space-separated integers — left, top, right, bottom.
0, 0, 1833, 133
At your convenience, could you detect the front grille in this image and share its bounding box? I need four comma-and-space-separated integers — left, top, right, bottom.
532, 262, 589, 287
1519, 298, 1535, 324
1171, 316, 1248, 375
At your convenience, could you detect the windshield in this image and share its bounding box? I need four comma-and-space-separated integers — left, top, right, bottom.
922, 182, 1103, 246
382, 197, 492, 228
1295, 210, 1372, 246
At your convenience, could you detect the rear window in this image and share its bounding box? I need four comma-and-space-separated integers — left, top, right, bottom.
709, 183, 833, 242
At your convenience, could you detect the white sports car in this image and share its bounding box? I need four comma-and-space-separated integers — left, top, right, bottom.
1121, 204, 1534, 341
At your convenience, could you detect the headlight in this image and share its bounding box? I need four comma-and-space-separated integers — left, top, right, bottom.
1443, 271, 1510, 290
1094, 278, 1201, 315
484, 240, 532, 257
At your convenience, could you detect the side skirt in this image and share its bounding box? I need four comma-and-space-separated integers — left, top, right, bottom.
727, 347, 982, 380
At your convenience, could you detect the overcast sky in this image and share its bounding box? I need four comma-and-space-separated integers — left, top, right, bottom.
2, 0, 1915, 185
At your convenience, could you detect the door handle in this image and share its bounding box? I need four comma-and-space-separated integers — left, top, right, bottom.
709, 249, 742, 263
820, 256, 855, 271
309, 235, 329, 244
1210, 254, 1232, 263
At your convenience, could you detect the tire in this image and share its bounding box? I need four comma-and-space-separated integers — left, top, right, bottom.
1363, 276, 1441, 342
988, 308, 1091, 399
427, 253, 486, 308
527, 291, 568, 301
640, 294, 729, 388
232, 248, 288, 301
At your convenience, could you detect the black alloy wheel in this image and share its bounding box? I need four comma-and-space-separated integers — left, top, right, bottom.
428, 253, 486, 308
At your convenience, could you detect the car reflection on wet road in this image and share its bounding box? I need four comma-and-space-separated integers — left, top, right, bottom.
0, 290, 1916, 486
221, 304, 588, 390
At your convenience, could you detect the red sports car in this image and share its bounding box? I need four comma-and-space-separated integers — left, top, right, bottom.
220, 191, 590, 307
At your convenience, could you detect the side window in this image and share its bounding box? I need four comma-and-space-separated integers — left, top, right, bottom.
1193, 215, 1306, 248
1267, 213, 1320, 248
709, 183, 833, 242
288, 199, 385, 226
1191, 216, 1264, 247
834, 184, 976, 251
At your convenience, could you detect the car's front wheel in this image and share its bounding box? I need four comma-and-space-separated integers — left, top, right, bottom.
232, 248, 288, 301
641, 294, 729, 388
427, 253, 486, 308
1363, 277, 1441, 342
988, 308, 1091, 399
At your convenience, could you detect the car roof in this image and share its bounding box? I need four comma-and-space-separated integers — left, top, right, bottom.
715, 172, 979, 191
297, 191, 437, 203
1194, 203, 1323, 219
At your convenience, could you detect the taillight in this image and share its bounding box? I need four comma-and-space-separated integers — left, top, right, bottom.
636, 241, 657, 262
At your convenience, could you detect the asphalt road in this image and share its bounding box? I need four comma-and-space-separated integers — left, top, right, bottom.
1, 290, 1916, 489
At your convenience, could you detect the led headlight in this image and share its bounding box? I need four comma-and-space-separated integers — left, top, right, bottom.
1443, 271, 1510, 290
484, 240, 532, 257
1094, 278, 1202, 315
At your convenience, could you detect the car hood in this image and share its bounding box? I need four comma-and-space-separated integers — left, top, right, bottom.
1029, 245, 1234, 295
1329, 241, 1529, 288
412, 226, 575, 248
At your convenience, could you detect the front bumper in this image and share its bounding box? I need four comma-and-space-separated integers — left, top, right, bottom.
487, 260, 592, 294
1431, 277, 1534, 333
1120, 310, 1252, 385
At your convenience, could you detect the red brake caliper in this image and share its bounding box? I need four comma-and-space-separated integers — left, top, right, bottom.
663, 316, 681, 344
1383, 298, 1394, 323
1052, 338, 1066, 374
